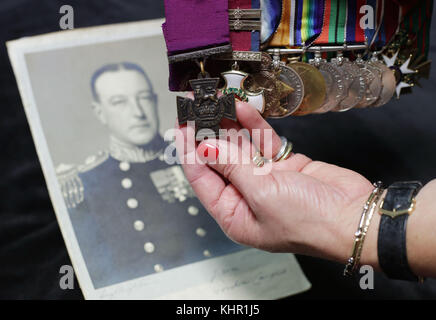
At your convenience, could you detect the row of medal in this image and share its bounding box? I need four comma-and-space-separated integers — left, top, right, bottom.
220, 51, 400, 119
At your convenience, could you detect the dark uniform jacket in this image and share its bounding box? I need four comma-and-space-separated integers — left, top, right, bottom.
57, 137, 243, 289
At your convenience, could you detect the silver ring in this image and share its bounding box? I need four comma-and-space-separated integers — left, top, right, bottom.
272, 136, 289, 162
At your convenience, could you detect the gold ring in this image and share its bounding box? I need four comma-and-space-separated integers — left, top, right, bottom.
252, 151, 265, 167
269, 136, 293, 162
277, 141, 293, 161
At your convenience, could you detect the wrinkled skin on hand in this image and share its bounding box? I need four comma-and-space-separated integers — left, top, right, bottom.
175, 99, 373, 264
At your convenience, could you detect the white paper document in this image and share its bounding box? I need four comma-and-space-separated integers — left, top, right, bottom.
7, 19, 310, 299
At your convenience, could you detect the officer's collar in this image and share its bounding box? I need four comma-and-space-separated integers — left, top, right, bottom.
109, 136, 164, 163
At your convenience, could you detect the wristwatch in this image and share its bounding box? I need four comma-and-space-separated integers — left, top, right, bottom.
378, 181, 423, 282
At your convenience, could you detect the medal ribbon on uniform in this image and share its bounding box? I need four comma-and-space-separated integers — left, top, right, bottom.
269, 0, 325, 47
229, 0, 261, 52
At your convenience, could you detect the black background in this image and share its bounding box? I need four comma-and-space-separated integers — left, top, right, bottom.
0, 0, 435, 299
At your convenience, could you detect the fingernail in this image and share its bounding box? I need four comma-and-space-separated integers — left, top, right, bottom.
197, 143, 219, 163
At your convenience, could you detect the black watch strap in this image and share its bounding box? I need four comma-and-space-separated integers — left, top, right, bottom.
378, 181, 423, 281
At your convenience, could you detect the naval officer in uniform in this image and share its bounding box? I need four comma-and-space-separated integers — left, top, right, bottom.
56, 62, 243, 289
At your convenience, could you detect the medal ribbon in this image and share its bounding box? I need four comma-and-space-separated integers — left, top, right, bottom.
162, 0, 230, 55
393, 0, 421, 16
365, 0, 400, 51
345, 0, 366, 44
261, 0, 283, 43
315, 0, 365, 45
162, 0, 231, 91
229, 0, 261, 51
295, 0, 325, 46
269, 0, 325, 47
400, 0, 434, 58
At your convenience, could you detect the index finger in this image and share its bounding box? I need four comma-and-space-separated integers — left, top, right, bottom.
174, 122, 231, 213
236, 102, 283, 159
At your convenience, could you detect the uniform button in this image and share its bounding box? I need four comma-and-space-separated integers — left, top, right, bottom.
188, 205, 199, 216
203, 250, 211, 257
154, 264, 164, 273
196, 228, 206, 237
144, 242, 155, 253
119, 161, 130, 171
121, 178, 132, 189
127, 198, 138, 209
134, 220, 144, 231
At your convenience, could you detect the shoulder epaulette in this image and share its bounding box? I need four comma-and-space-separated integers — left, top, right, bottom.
56, 163, 84, 209
78, 150, 109, 173
56, 151, 109, 208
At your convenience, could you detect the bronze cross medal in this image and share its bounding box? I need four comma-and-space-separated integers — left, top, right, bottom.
177, 76, 236, 141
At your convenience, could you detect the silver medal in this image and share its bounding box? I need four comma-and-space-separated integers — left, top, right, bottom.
354, 57, 383, 108
331, 56, 365, 112
310, 55, 347, 113
369, 58, 396, 107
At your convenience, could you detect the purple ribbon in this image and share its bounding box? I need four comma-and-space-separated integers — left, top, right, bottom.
163, 0, 230, 55
163, 0, 231, 91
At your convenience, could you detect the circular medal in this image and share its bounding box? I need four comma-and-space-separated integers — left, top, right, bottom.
354, 59, 383, 108
244, 53, 295, 117
370, 60, 396, 107
312, 60, 347, 113
265, 65, 304, 118
287, 62, 326, 116
331, 57, 365, 112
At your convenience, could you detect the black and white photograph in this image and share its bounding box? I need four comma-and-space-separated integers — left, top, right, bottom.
4, 1, 436, 306
7, 19, 310, 299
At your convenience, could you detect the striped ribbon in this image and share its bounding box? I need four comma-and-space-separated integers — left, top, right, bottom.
261, 0, 282, 43
315, 0, 366, 45
365, 0, 401, 50
346, 0, 367, 44
269, 0, 325, 47
229, 0, 261, 51
266, 0, 433, 53
400, 0, 434, 58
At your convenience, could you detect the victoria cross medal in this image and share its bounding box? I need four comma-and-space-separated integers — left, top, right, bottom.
177, 75, 236, 141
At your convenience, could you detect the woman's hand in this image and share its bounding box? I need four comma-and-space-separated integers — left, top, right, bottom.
175, 101, 378, 266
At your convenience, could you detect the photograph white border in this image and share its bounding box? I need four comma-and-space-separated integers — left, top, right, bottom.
7, 19, 310, 300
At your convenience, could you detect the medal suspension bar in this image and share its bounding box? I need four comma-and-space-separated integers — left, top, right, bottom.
267, 44, 368, 55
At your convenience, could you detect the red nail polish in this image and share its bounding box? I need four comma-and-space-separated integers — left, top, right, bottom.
197, 143, 219, 163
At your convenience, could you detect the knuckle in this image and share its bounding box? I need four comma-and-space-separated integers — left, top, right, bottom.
222, 163, 239, 181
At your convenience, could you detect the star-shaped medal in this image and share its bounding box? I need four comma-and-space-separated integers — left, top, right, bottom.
382, 51, 417, 98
